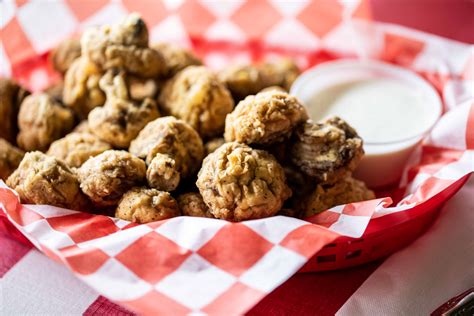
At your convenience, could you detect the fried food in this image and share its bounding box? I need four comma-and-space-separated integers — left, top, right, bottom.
196, 142, 291, 221
49, 38, 81, 74
129, 116, 204, 190
146, 153, 181, 191
177, 192, 214, 218
218, 64, 264, 101
152, 43, 202, 78
47, 132, 112, 168
224, 90, 308, 145
6, 151, 89, 210
259, 58, 300, 91
77, 150, 146, 207
159, 66, 234, 138
0, 138, 24, 181
63, 57, 105, 119
290, 117, 364, 184
17, 94, 74, 151
0, 79, 29, 143
73, 120, 91, 133
116, 187, 180, 223
81, 13, 165, 77
302, 176, 375, 217
45, 80, 64, 103
259, 86, 286, 93
204, 138, 225, 155
127, 76, 159, 101
88, 71, 160, 148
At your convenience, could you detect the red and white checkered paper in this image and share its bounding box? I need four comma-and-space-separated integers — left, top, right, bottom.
1, 0, 473, 315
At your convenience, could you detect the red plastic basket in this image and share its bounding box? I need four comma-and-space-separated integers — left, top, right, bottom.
300, 174, 470, 272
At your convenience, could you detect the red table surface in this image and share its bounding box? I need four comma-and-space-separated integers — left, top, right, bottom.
250, 2, 473, 314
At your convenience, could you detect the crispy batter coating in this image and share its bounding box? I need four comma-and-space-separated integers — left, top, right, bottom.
290, 117, 364, 184
196, 142, 291, 221
6, 152, 89, 210
146, 153, 181, 191
17, 94, 74, 151
0, 79, 29, 143
302, 176, 375, 217
0, 138, 24, 181
159, 66, 234, 138
116, 187, 180, 223
224, 90, 308, 145
259, 86, 286, 93
88, 71, 160, 148
81, 14, 165, 77
77, 150, 146, 207
204, 138, 225, 155
218, 64, 264, 101
49, 38, 81, 74
259, 58, 300, 91
177, 192, 214, 218
127, 76, 159, 101
129, 116, 204, 174
152, 43, 202, 78
47, 132, 112, 168
63, 57, 105, 119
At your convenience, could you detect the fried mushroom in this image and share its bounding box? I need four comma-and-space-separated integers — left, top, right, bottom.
224, 90, 308, 145
177, 192, 214, 218
77, 150, 146, 207
116, 187, 180, 223
0, 138, 24, 181
129, 116, 204, 191
17, 94, 74, 151
290, 117, 364, 184
302, 176, 375, 217
88, 71, 160, 148
47, 132, 112, 168
259, 58, 300, 91
218, 64, 264, 101
204, 138, 225, 155
159, 66, 234, 138
152, 43, 202, 78
49, 38, 82, 74
63, 57, 105, 119
196, 142, 291, 221
0, 78, 29, 143
6, 151, 89, 210
81, 13, 165, 77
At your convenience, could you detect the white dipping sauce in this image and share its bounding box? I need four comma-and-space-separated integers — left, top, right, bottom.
291, 60, 442, 188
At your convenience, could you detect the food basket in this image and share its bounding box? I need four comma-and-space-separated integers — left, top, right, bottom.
1, 1, 473, 315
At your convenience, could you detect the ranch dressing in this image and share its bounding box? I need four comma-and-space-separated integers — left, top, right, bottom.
291, 60, 442, 188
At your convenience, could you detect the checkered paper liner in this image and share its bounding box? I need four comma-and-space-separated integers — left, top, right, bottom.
1, 0, 474, 315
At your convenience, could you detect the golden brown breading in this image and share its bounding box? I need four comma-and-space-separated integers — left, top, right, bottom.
81, 13, 165, 77
159, 66, 234, 138
290, 117, 364, 184
77, 150, 146, 207
224, 90, 308, 145
204, 138, 225, 156
47, 132, 112, 168
0, 78, 29, 143
302, 176, 375, 217
49, 38, 81, 74
259, 58, 300, 91
152, 43, 202, 78
0, 138, 24, 181
218, 64, 264, 101
73, 120, 91, 133
88, 71, 160, 148
177, 192, 214, 218
6, 151, 89, 210
259, 86, 286, 93
63, 57, 105, 119
116, 187, 180, 223
17, 94, 75, 152
196, 142, 291, 221
146, 153, 181, 191
129, 116, 204, 175
127, 76, 159, 101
